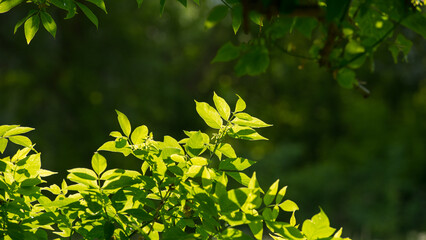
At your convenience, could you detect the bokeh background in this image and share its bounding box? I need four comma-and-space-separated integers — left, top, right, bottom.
1, 1, 425, 239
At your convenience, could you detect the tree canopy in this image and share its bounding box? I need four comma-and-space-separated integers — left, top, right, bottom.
1, 0, 425, 93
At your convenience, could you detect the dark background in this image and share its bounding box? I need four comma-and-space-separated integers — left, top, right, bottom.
1, 1, 425, 239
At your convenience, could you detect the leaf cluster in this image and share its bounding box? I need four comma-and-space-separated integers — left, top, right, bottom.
0, 94, 351, 239
1, 0, 424, 92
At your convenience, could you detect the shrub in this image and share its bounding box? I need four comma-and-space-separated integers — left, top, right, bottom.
0, 93, 350, 239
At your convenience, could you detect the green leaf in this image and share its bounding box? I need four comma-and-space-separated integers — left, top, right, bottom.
345, 40, 365, 55
279, 200, 299, 212
3, 126, 34, 137
402, 12, 426, 38
177, 0, 186, 7
249, 220, 263, 240
231, 5, 242, 34
249, 11, 263, 26
190, 156, 208, 166
85, 0, 107, 13
228, 125, 268, 141
9, 135, 32, 147
0, 138, 7, 154
186, 165, 203, 178
195, 101, 223, 129
264, 180, 279, 206
302, 208, 336, 239
0, 125, 19, 136
91, 152, 107, 175
275, 186, 287, 204
217, 143, 236, 158
232, 112, 272, 128
220, 228, 252, 240
76, 2, 99, 28
0, 0, 24, 13
68, 168, 98, 180
266, 221, 305, 240
98, 141, 132, 156
14, 10, 38, 34
212, 42, 241, 63
235, 94, 246, 112
131, 125, 148, 145
23, 153, 41, 177
292, 17, 318, 39
115, 110, 131, 137
136, 0, 143, 8
186, 131, 205, 149
226, 171, 250, 186
40, 11, 57, 38
205, 5, 228, 28
39, 169, 57, 177
213, 92, 231, 120
160, 0, 165, 15
235, 45, 269, 76
219, 157, 255, 171
336, 68, 357, 89
24, 14, 40, 44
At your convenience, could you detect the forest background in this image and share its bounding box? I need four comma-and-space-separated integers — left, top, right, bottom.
0, 0, 425, 239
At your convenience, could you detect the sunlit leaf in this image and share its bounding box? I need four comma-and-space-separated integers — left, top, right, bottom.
40, 11, 57, 38
0, 0, 24, 13
91, 152, 107, 175
24, 14, 40, 44
195, 101, 222, 129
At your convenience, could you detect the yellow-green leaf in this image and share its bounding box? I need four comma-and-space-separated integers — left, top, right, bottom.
40, 11, 57, 38
91, 152, 107, 175
195, 101, 222, 129
115, 110, 131, 137
24, 14, 40, 44
0, 0, 24, 13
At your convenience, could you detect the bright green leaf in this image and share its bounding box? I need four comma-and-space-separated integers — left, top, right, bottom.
115, 110, 131, 137
279, 200, 299, 212
24, 14, 40, 44
264, 180, 279, 206
195, 101, 223, 129
0, 0, 24, 13
217, 143, 237, 158
40, 11, 57, 38
235, 94, 246, 112
0, 138, 7, 154
302, 208, 336, 239
3, 126, 34, 137
275, 186, 287, 204
131, 125, 148, 145
226, 171, 251, 186
228, 125, 268, 141
219, 157, 255, 171
91, 152, 107, 175
0, 125, 19, 136
190, 156, 208, 166
232, 112, 272, 128
9, 135, 32, 147
213, 92, 231, 120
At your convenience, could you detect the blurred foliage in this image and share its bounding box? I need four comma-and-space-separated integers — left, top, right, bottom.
0, 0, 425, 239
